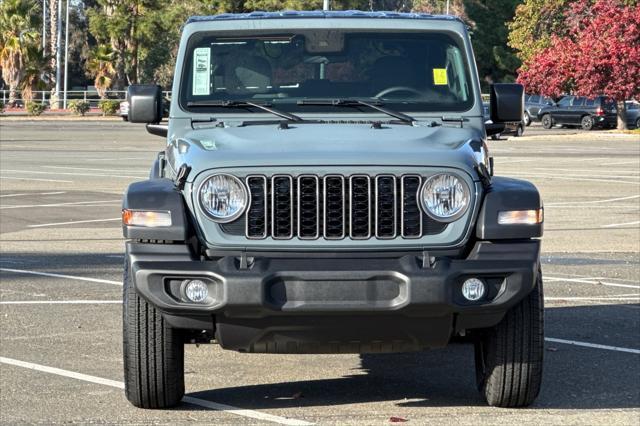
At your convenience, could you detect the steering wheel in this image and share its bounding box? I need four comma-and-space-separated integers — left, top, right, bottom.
374, 86, 423, 99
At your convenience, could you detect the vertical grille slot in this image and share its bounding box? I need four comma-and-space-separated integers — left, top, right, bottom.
401, 175, 423, 238
297, 175, 320, 239
375, 175, 397, 239
271, 175, 294, 239
323, 175, 346, 239
349, 175, 371, 239
246, 175, 267, 239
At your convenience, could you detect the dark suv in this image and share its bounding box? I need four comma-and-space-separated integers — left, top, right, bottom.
537, 95, 617, 130
524, 94, 554, 126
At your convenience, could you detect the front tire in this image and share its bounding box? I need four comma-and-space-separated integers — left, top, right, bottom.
541, 114, 553, 129
123, 259, 185, 408
523, 111, 531, 127
515, 124, 524, 137
474, 268, 544, 407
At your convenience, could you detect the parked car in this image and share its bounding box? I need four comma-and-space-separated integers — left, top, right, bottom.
483, 102, 525, 139
625, 101, 640, 129
537, 95, 617, 130
119, 100, 129, 121
122, 11, 544, 410
524, 94, 554, 126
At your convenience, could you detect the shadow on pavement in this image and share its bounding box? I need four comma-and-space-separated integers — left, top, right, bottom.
186, 304, 640, 411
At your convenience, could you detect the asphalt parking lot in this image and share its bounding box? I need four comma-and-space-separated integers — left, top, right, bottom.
1, 120, 639, 425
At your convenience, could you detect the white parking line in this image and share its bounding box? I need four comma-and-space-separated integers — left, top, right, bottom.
2, 169, 147, 180
545, 338, 640, 355
0, 176, 73, 183
0, 300, 121, 305
27, 218, 121, 228
545, 276, 640, 289
0, 268, 121, 286
601, 221, 640, 228
44, 166, 149, 173
545, 297, 639, 301
546, 195, 640, 206
1, 200, 121, 210
507, 174, 640, 185
0, 191, 66, 198
0, 357, 312, 425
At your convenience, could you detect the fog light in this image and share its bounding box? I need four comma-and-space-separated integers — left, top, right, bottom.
183, 280, 208, 303
462, 278, 485, 301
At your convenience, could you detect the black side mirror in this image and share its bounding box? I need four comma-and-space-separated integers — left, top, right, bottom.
490, 83, 524, 123
127, 84, 163, 124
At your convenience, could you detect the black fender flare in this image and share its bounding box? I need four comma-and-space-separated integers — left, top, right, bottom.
122, 178, 189, 241
476, 176, 543, 240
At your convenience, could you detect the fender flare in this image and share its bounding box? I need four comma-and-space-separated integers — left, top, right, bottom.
122, 178, 189, 241
476, 176, 543, 240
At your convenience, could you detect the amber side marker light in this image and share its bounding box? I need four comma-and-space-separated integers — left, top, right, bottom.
122, 209, 172, 227
497, 209, 543, 225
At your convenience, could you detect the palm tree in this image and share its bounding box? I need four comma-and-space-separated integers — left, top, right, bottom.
20, 45, 50, 103
0, 0, 42, 106
87, 44, 116, 99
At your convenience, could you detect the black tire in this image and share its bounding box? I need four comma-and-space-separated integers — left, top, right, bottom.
541, 114, 553, 129
581, 115, 594, 131
635, 118, 639, 129
515, 124, 524, 137
491, 133, 501, 140
123, 259, 185, 408
122, 116, 128, 121
474, 268, 544, 408
523, 111, 531, 127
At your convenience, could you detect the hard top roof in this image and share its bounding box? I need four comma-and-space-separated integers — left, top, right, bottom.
186, 10, 462, 25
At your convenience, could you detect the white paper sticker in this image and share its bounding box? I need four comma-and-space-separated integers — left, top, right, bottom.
192, 47, 211, 96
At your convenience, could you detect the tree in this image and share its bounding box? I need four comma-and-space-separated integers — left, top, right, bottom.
465, 0, 522, 88
87, 44, 116, 98
0, 0, 42, 106
508, 0, 572, 64
517, 0, 640, 129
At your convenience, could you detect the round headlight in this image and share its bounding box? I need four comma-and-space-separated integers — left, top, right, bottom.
420, 173, 470, 222
199, 174, 248, 222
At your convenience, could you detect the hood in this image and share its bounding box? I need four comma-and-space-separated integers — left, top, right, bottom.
166, 122, 485, 181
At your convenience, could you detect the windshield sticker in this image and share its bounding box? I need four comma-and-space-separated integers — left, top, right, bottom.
433, 68, 448, 86
193, 47, 211, 96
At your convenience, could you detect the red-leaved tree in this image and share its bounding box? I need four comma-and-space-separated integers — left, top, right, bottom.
517, 0, 640, 129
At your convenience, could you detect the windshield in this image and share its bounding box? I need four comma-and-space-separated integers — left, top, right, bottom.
180, 31, 474, 114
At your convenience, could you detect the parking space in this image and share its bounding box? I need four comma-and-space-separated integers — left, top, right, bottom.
1, 120, 639, 424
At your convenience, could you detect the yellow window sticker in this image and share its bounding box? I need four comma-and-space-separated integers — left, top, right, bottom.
433, 68, 448, 85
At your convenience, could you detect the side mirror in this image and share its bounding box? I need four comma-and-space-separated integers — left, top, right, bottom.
490, 83, 524, 123
127, 84, 163, 124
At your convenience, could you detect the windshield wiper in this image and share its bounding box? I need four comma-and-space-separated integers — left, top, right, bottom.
297, 99, 416, 124
186, 100, 304, 122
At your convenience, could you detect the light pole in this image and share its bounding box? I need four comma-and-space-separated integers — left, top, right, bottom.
323, 0, 329, 11
55, 0, 62, 109
63, 0, 69, 109
42, 0, 46, 55
446, 0, 450, 15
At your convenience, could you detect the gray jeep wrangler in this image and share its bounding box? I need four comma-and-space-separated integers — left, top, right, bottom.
122, 11, 544, 409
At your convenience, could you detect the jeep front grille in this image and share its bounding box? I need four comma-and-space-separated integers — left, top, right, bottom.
239, 174, 447, 240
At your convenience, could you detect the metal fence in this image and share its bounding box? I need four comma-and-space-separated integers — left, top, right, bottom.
0, 90, 172, 108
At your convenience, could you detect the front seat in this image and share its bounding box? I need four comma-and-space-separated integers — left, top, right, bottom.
224, 55, 272, 95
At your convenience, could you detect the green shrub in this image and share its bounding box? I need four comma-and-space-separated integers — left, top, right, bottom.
0, 100, 4, 113
99, 99, 120, 116
68, 100, 90, 116
26, 101, 45, 116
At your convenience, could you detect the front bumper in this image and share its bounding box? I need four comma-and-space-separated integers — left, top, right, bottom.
128, 240, 540, 353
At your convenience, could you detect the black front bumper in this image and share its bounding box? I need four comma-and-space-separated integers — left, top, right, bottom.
128, 240, 540, 353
